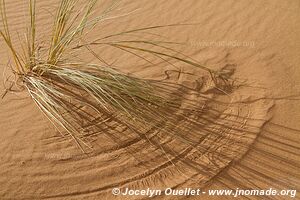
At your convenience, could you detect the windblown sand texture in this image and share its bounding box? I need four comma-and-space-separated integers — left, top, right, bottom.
0, 0, 299, 199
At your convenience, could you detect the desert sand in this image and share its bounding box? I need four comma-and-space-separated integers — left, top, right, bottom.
0, 0, 299, 199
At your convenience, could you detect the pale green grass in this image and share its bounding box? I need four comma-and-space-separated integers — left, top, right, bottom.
0, 0, 228, 153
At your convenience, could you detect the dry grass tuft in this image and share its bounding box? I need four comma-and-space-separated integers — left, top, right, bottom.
0, 0, 233, 153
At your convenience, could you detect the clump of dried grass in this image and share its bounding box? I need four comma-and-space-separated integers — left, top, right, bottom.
0, 0, 231, 152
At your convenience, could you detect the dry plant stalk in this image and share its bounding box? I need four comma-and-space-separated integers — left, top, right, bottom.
0, 0, 232, 153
